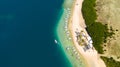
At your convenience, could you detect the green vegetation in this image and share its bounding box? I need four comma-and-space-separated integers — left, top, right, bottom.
77, 35, 85, 46
77, 35, 82, 46
82, 0, 96, 26
82, 0, 115, 54
101, 56, 120, 67
86, 22, 106, 53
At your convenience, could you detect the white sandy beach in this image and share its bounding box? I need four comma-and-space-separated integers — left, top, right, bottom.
69, 0, 106, 67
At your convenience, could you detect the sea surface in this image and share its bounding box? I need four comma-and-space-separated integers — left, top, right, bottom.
0, 0, 70, 67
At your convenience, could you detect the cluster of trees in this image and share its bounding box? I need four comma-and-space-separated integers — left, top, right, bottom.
82, 0, 96, 26
101, 56, 120, 67
86, 23, 106, 53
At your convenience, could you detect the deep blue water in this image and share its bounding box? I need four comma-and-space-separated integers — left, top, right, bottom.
0, 0, 70, 67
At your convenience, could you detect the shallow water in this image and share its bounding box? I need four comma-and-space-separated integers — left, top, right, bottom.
56, 0, 87, 67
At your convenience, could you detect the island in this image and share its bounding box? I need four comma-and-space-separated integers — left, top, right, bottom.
56, 0, 120, 67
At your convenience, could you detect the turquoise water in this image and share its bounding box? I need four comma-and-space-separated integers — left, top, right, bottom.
56, 0, 87, 67
0, 0, 87, 66
55, 9, 72, 67
0, 0, 71, 67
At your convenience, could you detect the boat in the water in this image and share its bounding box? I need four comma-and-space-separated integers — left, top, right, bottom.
54, 39, 58, 44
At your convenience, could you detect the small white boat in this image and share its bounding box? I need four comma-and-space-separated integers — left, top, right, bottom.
54, 39, 58, 44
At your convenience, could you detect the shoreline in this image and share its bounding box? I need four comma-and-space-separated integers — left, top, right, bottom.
69, 0, 106, 67
56, 0, 88, 67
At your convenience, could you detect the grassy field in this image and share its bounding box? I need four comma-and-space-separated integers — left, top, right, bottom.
82, 0, 114, 54
96, 0, 120, 61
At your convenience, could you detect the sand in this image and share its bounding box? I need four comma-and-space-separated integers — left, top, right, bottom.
56, 0, 88, 66
69, 0, 106, 67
